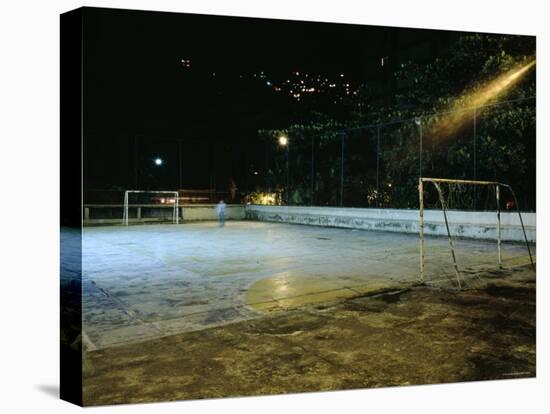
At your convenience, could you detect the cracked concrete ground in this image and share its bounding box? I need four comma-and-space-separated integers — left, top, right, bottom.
82, 266, 535, 405
72, 221, 535, 405
81, 221, 533, 349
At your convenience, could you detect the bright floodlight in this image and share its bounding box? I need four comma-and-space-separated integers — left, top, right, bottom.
154, 157, 163, 166
278, 135, 288, 146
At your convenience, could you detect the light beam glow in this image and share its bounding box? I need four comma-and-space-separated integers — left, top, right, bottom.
427, 58, 535, 140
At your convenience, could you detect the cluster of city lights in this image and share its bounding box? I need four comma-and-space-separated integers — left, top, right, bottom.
179, 58, 356, 104
261, 71, 356, 103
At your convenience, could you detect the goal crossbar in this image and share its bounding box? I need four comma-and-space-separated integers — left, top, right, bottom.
123, 190, 179, 226
419, 177, 533, 288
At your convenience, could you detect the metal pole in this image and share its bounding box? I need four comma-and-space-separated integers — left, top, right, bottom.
419, 120, 423, 178
473, 108, 477, 179
504, 185, 534, 268
433, 181, 462, 289
496, 184, 502, 267
419, 178, 425, 282
286, 143, 290, 205
123, 190, 128, 226
174, 192, 178, 224
311, 135, 315, 206
376, 127, 380, 208
126, 191, 129, 226
473, 108, 477, 210
134, 136, 138, 189
178, 140, 182, 190
265, 139, 268, 193
340, 133, 345, 207
421, 177, 502, 186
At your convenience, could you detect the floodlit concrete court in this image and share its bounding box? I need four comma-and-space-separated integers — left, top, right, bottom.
82, 220, 533, 350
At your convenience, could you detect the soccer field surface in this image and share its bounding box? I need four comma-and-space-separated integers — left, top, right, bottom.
80, 221, 533, 349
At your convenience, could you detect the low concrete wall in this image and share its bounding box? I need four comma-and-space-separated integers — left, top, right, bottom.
181, 204, 245, 222
245, 205, 536, 243
83, 204, 245, 226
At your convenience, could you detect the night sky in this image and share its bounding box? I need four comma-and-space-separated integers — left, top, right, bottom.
82, 7, 458, 195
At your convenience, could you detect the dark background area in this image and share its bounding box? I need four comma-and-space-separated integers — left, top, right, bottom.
81, 7, 535, 210
83, 7, 457, 196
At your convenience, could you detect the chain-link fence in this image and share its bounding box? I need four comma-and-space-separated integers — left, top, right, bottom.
83, 97, 534, 211
258, 97, 535, 211
83, 134, 244, 205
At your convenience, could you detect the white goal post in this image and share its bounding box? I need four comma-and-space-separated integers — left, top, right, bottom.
419, 177, 533, 288
123, 190, 179, 226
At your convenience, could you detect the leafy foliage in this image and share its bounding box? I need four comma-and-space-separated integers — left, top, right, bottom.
255, 34, 536, 209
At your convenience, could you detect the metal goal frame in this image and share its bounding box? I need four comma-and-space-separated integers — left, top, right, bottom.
419, 177, 533, 288
123, 190, 179, 226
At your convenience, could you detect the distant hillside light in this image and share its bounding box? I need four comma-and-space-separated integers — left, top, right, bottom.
278, 135, 288, 146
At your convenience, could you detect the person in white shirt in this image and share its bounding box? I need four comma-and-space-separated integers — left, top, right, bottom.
216, 200, 226, 227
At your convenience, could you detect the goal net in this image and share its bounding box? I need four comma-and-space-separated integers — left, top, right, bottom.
418, 178, 533, 288
122, 190, 179, 226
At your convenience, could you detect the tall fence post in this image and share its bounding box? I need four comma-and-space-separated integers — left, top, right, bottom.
340, 133, 345, 207
376, 126, 380, 208
287, 142, 290, 205
417, 117, 423, 178
178, 140, 182, 190
473, 107, 477, 181
311, 135, 315, 206
134, 136, 138, 189
123, 190, 128, 226
264, 138, 268, 194
473, 107, 477, 210
496, 184, 502, 267
419, 178, 425, 282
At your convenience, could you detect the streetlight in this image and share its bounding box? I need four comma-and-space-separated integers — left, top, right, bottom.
278, 135, 290, 204
154, 157, 163, 166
